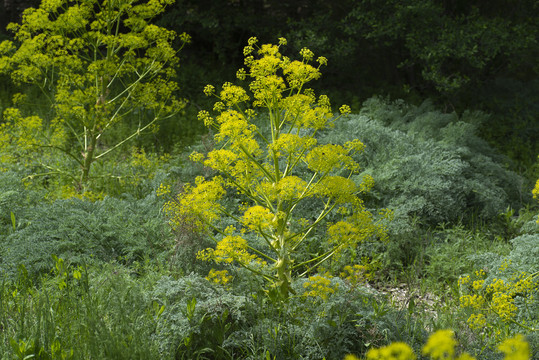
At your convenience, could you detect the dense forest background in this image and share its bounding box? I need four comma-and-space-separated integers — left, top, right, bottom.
2, 0, 538, 172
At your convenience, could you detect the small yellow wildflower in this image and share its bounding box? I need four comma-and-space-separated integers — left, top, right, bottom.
220, 82, 250, 107
341, 261, 377, 284
532, 179, 539, 199
359, 174, 375, 193
459, 275, 471, 287
497, 334, 530, 360
472, 279, 485, 291
203, 84, 215, 96
487, 278, 508, 294
422, 330, 456, 360
459, 294, 485, 309
201, 235, 266, 266
204, 149, 238, 172
283, 60, 320, 88
475, 269, 486, 277
236, 67, 247, 80
243, 45, 254, 56
213, 101, 226, 112
344, 139, 366, 154
156, 183, 171, 197
491, 292, 517, 322
316, 176, 358, 203
299, 47, 314, 61
303, 274, 338, 300
197, 110, 213, 126
466, 313, 487, 330
499, 259, 512, 272
168, 176, 225, 230
366, 342, 416, 360
206, 269, 233, 286
270, 133, 317, 158
258, 44, 280, 57
276, 176, 309, 200
316, 56, 328, 66
339, 104, 352, 115
305, 144, 356, 174
189, 151, 204, 163
242, 205, 274, 231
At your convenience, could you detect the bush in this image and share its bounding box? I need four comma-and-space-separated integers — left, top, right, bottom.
321, 97, 523, 228
0, 193, 173, 280
152, 272, 426, 359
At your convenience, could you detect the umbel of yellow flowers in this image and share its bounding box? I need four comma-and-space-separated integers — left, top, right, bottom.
163, 37, 389, 299
345, 330, 530, 360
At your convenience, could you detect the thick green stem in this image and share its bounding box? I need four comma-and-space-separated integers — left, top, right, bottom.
80, 130, 97, 187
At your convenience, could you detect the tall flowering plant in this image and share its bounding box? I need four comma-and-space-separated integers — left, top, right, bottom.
0, 0, 189, 191
163, 37, 388, 299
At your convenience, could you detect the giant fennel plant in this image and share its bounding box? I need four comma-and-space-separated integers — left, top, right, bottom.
162, 38, 388, 299
0, 0, 189, 192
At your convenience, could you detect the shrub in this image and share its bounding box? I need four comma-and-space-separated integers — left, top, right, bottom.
152, 272, 425, 359
321, 97, 523, 227
459, 233, 538, 354
0, 193, 173, 280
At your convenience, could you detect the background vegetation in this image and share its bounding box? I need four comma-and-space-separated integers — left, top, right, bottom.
0, 0, 537, 359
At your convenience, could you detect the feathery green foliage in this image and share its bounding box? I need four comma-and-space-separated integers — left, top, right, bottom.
0, 193, 172, 280
324, 97, 523, 227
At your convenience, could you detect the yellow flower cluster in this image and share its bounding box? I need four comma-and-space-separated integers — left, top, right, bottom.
156, 183, 171, 197
315, 176, 358, 203
206, 269, 233, 286
533, 178, 539, 223
344, 331, 530, 360
340, 259, 379, 285
242, 205, 274, 231
459, 294, 485, 309
219, 82, 250, 107
459, 264, 538, 336
198, 235, 266, 267
497, 334, 530, 360
275, 176, 309, 201
532, 179, 539, 200
467, 313, 487, 330
303, 274, 338, 300
163, 176, 225, 231
269, 133, 317, 158
491, 292, 518, 322
306, 144, 359, 174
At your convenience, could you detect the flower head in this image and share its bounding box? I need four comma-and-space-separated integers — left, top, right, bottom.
497, 334, 530, 360
366, 342, 416, 360
422, 330, 457, 360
